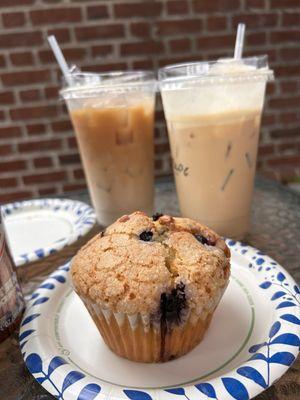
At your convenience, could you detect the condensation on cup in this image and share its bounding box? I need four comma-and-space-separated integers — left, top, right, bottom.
61, 71, 156, 226
159, 56, 274, 239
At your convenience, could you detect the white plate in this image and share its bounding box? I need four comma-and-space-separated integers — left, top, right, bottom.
19, 241, 300, 400
2, 198, 96, 266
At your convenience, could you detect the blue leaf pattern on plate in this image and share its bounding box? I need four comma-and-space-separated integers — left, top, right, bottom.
19, 329, 35, 342
52, 275, 66, 283
277, 272, 286, 282
195, 382, 216, 397
270, 333, 300, 347
271, 291, 286, 301
124, 389, 153, 400
77, 383, 101, 400
165, 388, 185, 395
21, 314, 40, 326
62, 371, 85, 393
249, 343, 267, 353
269, 352, 295, 365
259, 281, 272, 289
237, 367, 267, 388
39, 283, 55, 290
32, 297, 49, 306
269, 321, 281, 338
276, 301, 296, 310
26, 353, 43, 374
222, 377, 249, 400
280, 314, 300, 325
48, 356, 67, 376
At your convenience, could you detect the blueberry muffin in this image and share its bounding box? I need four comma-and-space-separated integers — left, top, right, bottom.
71, 211, 230, 363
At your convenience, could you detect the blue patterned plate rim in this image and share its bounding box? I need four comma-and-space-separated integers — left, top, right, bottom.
2, 198, 96, 267
19, 240, 300, 400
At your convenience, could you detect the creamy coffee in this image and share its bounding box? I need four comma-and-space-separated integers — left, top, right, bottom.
159, 57, 273, 238
70, 101, 154, 225
167, 110, 261, 238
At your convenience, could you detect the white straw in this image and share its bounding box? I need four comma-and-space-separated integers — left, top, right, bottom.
234, 23, 246, 59
47, 35, 73, 86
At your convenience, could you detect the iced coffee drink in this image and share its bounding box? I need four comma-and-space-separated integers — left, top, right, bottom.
61, 72, 156, 226
159, 57, 273, 238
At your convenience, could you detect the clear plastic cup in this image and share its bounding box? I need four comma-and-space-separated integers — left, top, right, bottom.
61, 71, 156, 226
159, 56, 273, 239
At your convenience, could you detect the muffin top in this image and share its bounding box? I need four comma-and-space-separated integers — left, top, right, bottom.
71, 212, 230, 316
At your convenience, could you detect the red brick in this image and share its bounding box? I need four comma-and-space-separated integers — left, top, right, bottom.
0, 0, 33, 6
206, 16, 228, 31
38, 187, 58, 196
268, 155, 300, 167
279, 48, 300, 61
121, 41, 164, 56
155, 142, 170, 154
246, 0, 266, 8
232, 13, 278, 29
132, 59, 154, 69
258, 144, 274, 156
282, 12, 300, 26
193, 0, 240, 12
2, 70, 51, 87
19, 89, 41, 102
0, 144, 12, 155
246, 32, 266, 46
44, 86, 59, 99
114, 2, 162, 17
73, 168, 84, 179
47, 28, 70, 44
0, 32, 42, 49
51, 120, 72, 132
156, 19, 203, 35
0, 160, 27, 172
0, 126, 22, 139
0, 91, 14, 105
269, 96, 300, 109
271, 126, 300, 138
2, 12, 25, 28
271, 31, 300, 44
275, 65, 300, 77
33, 157, 53, 168
18, 139, 62, 152
197, 34, 234, 50
0, 55, 6, 68
270, 0, 300, 7
87, 5, 108, 19
167, 1, 189, 14
278, 112, 299, 124
63, 183, 87, 192
68, 137, 78, 149
280, 81, 299, 93
26, 124, 46, 136
30, 7, 81, 25
82, 62, 128, 73
10, 52, 34, 66
23, 171, 66, 185
262, 114, 276, 126
10, 105, 57, 121
0, 191, 33, 203
278, 142, 300, 152
0, 111, 5, 121
91, 45, 112, 57
169, 38, 191, 53
0, 177, 17, 188
130, 22, 151, 38
59, 153, 80, 165
39, 48, 86, 64
75, 25, 124, 41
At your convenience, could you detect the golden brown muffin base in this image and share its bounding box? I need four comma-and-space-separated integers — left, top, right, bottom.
83, 297, 214, 363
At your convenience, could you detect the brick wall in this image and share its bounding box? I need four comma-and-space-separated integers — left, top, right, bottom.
0, 0, 300, 203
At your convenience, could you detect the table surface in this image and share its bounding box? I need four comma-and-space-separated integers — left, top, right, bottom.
1, 176, 299, 400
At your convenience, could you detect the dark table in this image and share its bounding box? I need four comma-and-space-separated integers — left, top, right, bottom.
1, 176, 299, 399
